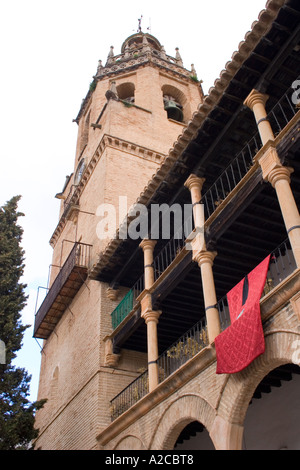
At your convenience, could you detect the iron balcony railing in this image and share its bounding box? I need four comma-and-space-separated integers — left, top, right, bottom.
268, 77, 300, 136
110, 369, 149, 421
111, 275, 144, 330
110, 238, 296, 420
34, 242, 92, 338
157, 317, 208, 383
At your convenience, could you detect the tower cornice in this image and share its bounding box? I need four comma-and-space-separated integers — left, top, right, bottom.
74, 32, 200, 124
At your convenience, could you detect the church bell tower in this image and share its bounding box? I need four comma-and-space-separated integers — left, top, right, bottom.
33, 29, 203, 450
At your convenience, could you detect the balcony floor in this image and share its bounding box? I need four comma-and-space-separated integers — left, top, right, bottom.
34, 266, 88, 339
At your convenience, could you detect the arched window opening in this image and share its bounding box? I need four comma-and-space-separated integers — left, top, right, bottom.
243, 364, 300, 450
162, 84, 187, 123
117, 82, 135, 104
79, 110, 90, 155
163, 94, 183, 122
174, 421, 215, 450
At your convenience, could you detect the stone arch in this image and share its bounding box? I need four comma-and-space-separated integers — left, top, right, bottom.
161, 84, 189, 122
150, 393, 216, 450
215, 330, 300, 449
116, 82, 135, 103
114, 435, 146, 450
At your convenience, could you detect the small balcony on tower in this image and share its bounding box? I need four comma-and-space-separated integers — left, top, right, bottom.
33, 242, 92, 339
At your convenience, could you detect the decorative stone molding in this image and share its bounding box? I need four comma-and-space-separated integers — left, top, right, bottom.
243, 88, 269, 111
138, 290, 152, 314
267, 165, 294, 188
141, 309, 162, 325
184, 174, 206, 193
106, 287, 119, 301
255, 144, 281, 181
194, 250, 217, 268
104, 337, 120, 368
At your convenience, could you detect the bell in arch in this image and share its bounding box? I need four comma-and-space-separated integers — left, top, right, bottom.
163, 96, 183, 122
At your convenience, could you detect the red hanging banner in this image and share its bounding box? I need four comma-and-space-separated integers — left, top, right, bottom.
215, 255, 271, 374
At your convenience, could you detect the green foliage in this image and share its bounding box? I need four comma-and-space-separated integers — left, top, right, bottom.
0, 196, 46, 450
190, 75, 199, 83
0, 196, 27, 364
0, 366, 46, 450
89, 80, 97, 93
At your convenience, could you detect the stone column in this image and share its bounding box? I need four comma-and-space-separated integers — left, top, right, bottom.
139, 239, 157, 289
184, 174, 206, 230
254, 144, 300, 267
139, 239, 161, 392
244, 89, 275, 145
142, 309, 162, 392
268, 165, 300, 267
245, 90, 300, 267
194, 250, 221, 343
185, 174, 221, 343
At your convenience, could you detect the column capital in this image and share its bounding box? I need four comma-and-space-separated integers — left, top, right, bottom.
268, 166, 294, 188
244, 89, 269, 111
184, 174, 206, 192
194, 250, 217, 268
139, 239, 157, 252
141, 309, 162, 325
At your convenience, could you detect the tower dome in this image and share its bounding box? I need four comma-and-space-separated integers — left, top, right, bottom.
121, 32, 162, 54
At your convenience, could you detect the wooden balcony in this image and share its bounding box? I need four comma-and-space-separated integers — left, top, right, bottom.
33, 242, 91, 339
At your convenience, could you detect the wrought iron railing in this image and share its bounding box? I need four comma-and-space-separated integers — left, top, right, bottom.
34, 242, 92, 338
110, 238, 297, 420
153, 226, 190, 282
268, 78, 299, 136
111, 275, 144, 330
110, 369, 149, 421
201, 132, 261, 219
157, 317, 208, 382
264, 238, 296, 292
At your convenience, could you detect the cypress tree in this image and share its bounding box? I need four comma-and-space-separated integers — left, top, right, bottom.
0, 196, 45, 450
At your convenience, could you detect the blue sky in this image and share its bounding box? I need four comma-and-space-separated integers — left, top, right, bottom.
0, 0, 267, 402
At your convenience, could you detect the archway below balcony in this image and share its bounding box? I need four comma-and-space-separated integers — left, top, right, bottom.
150, 393, 216, 450
242, 363, 300, 450
216, 330, 300, 449
174, 421, 215, 450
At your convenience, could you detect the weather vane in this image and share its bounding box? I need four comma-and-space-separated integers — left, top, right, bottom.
137, 15, 143, 33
